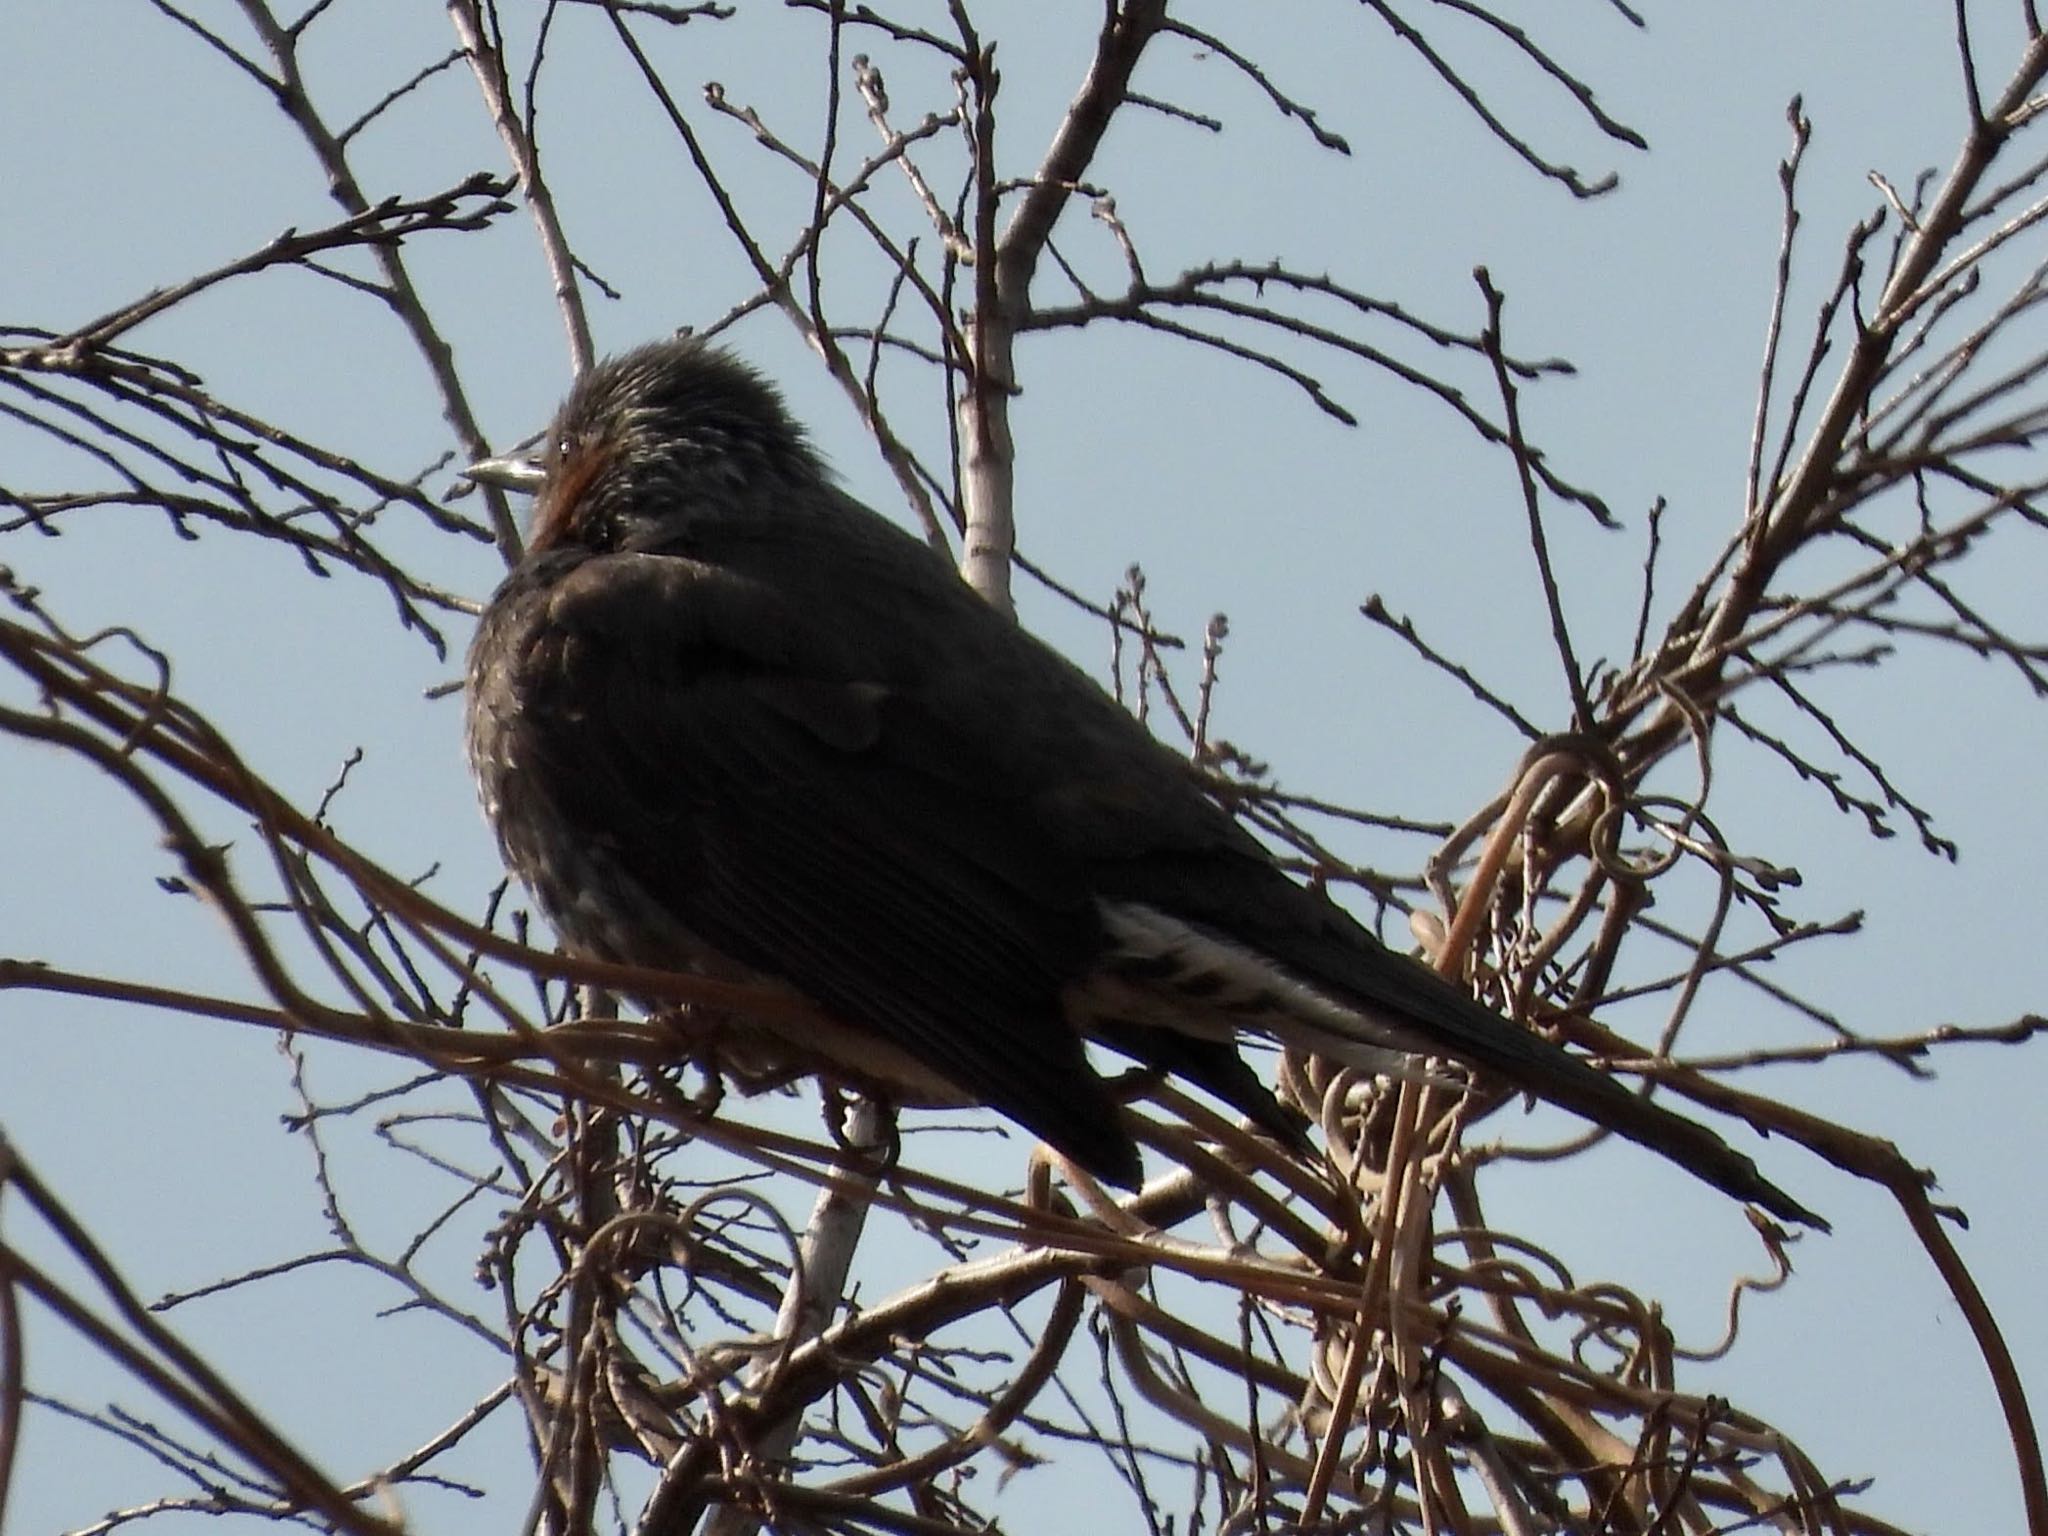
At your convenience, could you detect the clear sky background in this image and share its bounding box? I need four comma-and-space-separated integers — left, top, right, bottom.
3, 4, 2044, 1533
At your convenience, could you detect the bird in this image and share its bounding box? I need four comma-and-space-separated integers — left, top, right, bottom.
463, 335, 1821, 1227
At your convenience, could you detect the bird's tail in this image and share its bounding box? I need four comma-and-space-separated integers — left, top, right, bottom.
1097, 901, 1825, 1228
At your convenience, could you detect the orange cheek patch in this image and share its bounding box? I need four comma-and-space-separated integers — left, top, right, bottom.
529, 437, 613, 553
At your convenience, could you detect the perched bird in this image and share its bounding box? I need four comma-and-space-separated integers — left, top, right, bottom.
465, 336, 1820, 1227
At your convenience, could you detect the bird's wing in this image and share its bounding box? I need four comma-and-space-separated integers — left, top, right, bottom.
899, 600, 1829, 1226
524, 550, 1145, 1183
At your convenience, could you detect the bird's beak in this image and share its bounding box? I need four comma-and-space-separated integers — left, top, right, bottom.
464, 454, 548, 495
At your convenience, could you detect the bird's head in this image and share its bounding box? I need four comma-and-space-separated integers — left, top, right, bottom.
478, 337, 827, 557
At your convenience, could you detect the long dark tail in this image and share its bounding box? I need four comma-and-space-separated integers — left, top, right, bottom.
1097, 897, 1825, 1227
1299, 942, 1827, 1228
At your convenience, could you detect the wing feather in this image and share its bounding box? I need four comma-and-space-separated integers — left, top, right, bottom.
520, 551, 1142, 1183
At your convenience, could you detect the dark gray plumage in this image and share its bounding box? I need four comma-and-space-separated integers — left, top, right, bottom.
464, 337, 1820, 1226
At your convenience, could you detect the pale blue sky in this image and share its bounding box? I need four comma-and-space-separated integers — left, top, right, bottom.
4, 5, 2044, 1532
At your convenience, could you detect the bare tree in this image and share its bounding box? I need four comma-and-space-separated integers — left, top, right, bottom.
3, 4, 2045, 1534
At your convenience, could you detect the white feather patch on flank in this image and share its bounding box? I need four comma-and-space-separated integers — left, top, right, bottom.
1086, 901, 1449, 1081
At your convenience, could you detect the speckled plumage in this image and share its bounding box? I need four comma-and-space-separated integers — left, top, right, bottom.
464, 337, 1819, 1223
